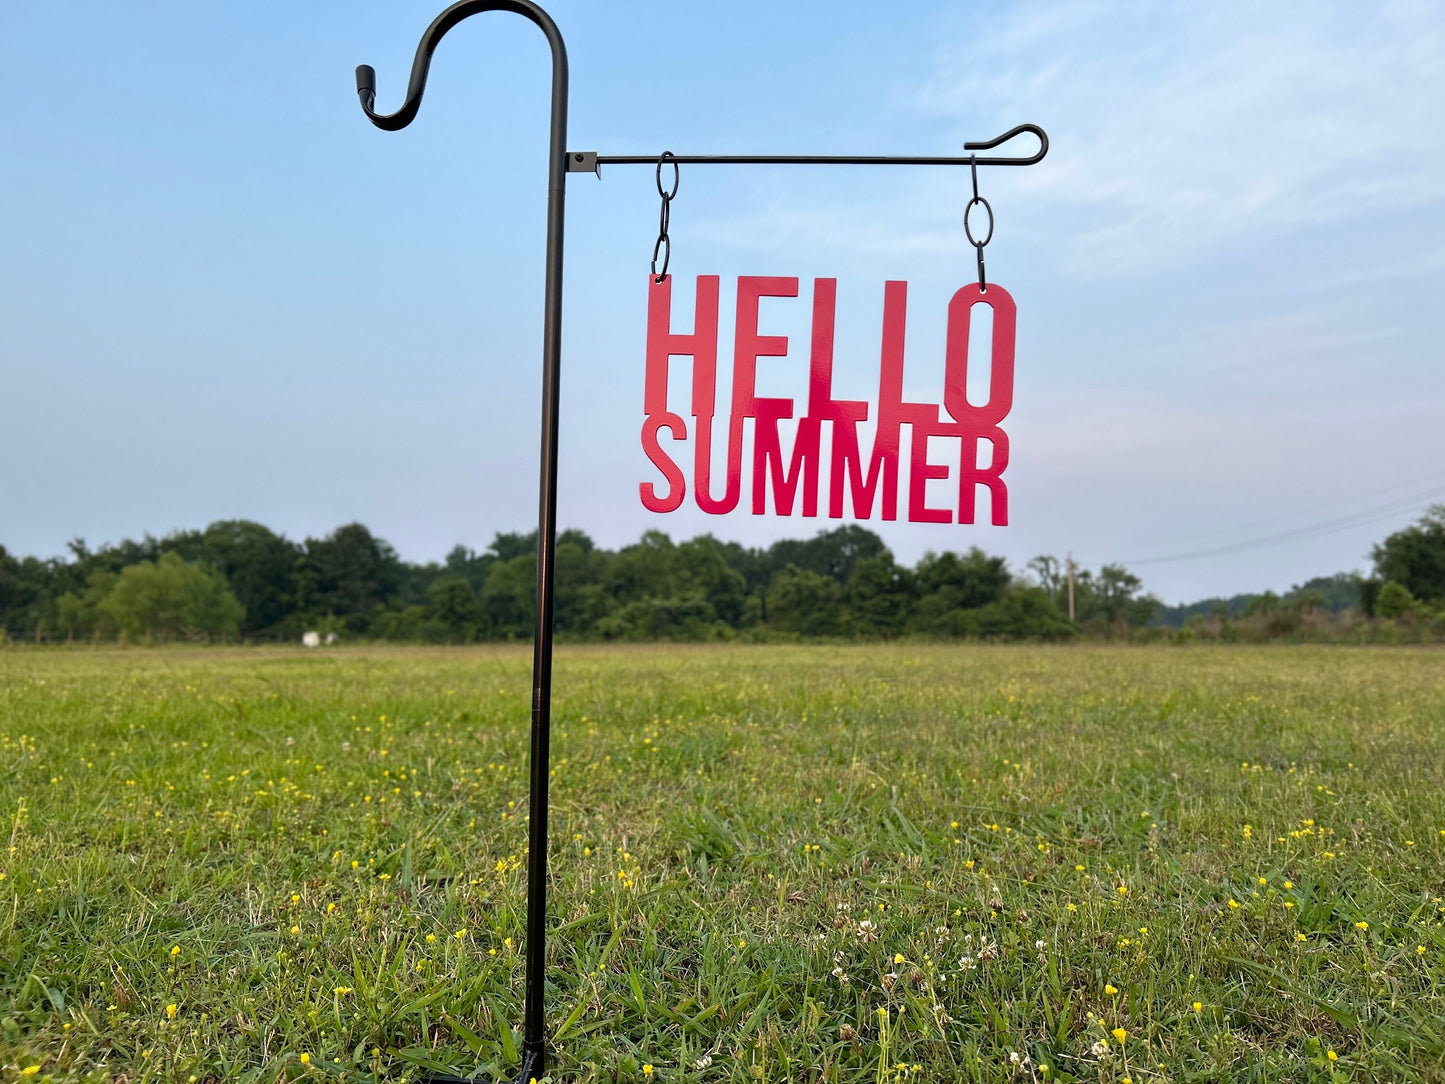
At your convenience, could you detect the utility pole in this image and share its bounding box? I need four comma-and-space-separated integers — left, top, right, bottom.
1066, 554, 1076, 624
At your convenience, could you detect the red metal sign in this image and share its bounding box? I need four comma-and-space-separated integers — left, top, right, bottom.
641, 275, 1015, 525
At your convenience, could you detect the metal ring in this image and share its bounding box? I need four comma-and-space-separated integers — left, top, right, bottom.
651, 234, 670, 282
656, 151, 679, 200
964, 195, 993, 248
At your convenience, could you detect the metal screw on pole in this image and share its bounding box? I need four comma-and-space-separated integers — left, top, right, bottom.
354, 6, 1046, 1079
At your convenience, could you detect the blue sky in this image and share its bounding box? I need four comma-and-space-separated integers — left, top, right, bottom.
2, 1, 1441, 603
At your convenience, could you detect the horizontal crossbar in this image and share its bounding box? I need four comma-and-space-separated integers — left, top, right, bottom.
567, 123, 1048, 173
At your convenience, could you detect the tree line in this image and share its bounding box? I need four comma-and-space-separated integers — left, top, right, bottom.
1154, 505, 1445, 643
4, 505, 1440, 645
0, 521, 1159, 644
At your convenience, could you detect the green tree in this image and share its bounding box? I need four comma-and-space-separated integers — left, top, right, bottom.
1026, 555, 1066, 605
0, 546, 39, 636
604, 531, 677, 604
425, 575, 478, 642
1375, 581, 1417, 620
100, 554, 244, 640
1072, 563, 1160, 628
166, 520, 301, 635
1372, 505, 1445, 603
56, 569, 120, 638
554, 530, 611, 633
843, 554, 916, 636
961, 585, 1073, 639
1289, 573, 1361, 613
489, 531, 538, 562
910, 548, 1010, 634
298, 523, 403, 632
444, 545, 495, 595
479, 554, 535, 638
767, 566, 842, 636
1095, 564, 1150, 623
764, 525, 888, 585
673, 536, 747, 627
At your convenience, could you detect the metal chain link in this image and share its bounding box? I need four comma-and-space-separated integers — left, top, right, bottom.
651, 151, 679, 283
964, 154, 994, 290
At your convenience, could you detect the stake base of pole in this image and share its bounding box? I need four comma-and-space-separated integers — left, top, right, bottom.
415, 1050, 540, 1084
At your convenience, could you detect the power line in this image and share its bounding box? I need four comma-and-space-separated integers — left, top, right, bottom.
1115, 493, 1441, 566
1135, 469, 1445, 549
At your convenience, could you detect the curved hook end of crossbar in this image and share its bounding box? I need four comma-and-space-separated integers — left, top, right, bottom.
964, 123, 1048, 166
355, 0, 566, 133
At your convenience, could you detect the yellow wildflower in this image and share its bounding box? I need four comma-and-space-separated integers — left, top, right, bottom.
1113, 1027, 1127, 1043
166, 1003, 177, 1020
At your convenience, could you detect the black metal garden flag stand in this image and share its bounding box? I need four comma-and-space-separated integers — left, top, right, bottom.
354, 3, 1047, 1080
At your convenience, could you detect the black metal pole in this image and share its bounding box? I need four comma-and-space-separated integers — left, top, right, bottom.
356, 4, 566, 1082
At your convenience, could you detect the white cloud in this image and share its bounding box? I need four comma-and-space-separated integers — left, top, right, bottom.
919, 0, 1445, 275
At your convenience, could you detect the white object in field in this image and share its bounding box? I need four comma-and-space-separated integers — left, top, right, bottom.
302, 630, 321, 648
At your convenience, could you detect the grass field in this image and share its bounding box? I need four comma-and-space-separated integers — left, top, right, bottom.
2, 644, 1444, 1083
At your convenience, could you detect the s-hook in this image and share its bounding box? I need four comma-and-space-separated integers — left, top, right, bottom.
652, 151, 678, 283
965, 154, 994, 290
